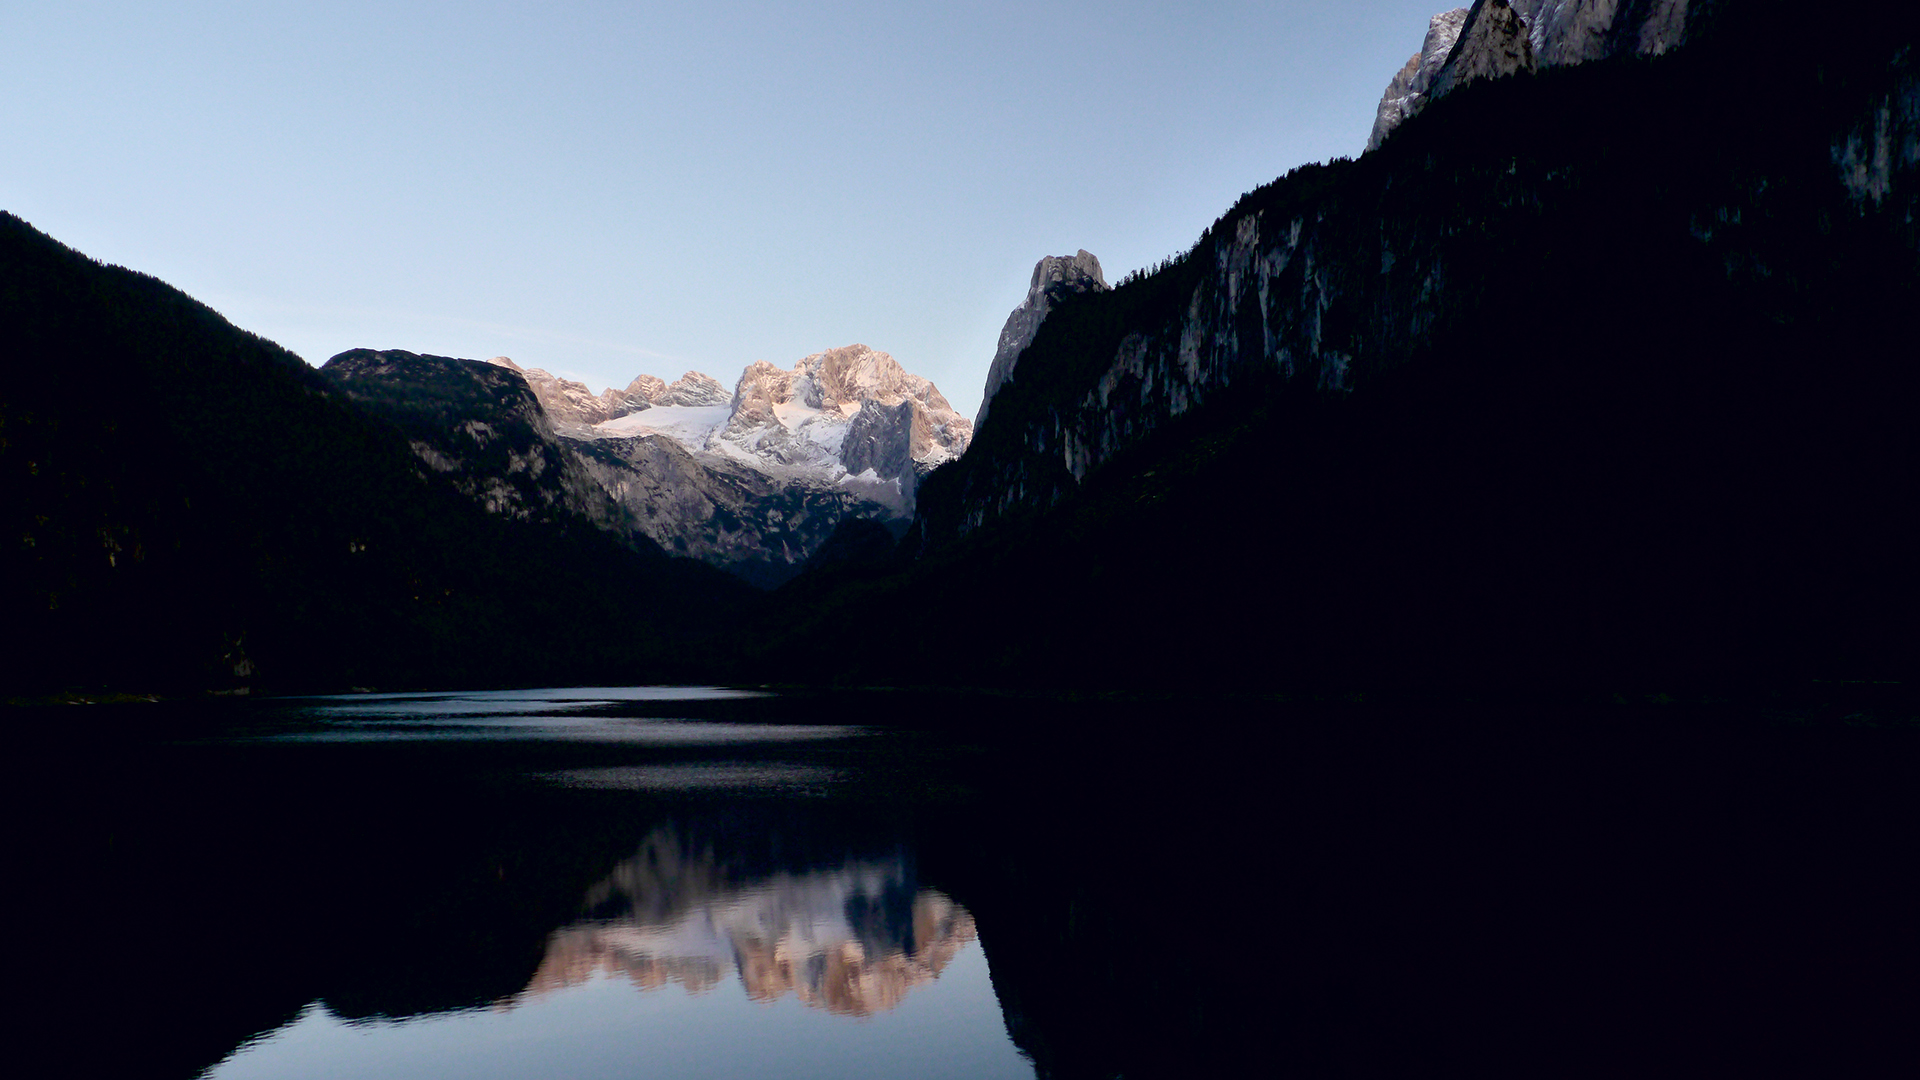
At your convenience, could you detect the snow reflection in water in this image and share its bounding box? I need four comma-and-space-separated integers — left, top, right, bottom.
195, 686, 1026, 1080
525, 829, 974, 1018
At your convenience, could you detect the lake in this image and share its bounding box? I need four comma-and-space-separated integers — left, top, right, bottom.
14, 688, 1918, 1077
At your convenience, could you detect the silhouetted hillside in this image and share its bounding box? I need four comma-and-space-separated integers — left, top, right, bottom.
0, 215, 751, 694
752, 3, 1920, 697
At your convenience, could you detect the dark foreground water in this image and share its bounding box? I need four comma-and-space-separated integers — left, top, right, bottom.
14, 689, 1920, 1078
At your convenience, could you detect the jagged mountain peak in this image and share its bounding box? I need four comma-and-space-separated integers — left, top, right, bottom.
483, 355, 649, 430
977, 251, 1109, 428
1368, 7, 1472, 151
712, 344, 971, 485
629, 371, 731, 407
1430, 0, 1537, 101
1368, 0, 1697, 149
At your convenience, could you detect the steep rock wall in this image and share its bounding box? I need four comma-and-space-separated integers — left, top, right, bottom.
976, 251, 1108, 428
1368, 9, 1472, 151
1370, 0, 1703, 148
920, 21, 1919, 546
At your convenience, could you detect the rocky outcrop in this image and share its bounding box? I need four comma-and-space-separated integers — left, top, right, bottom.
486, 356, 648, 431
1367, 0, 1699, 148
699, 344, 970, 486
1526, 0, 1692, 66
839, 399, 917, 482
481, 361, 735, 431
321, 350, 622, 530
977, 251, 1108, 428
1368, 8, 1472, 151
1428, 0, 1537, 100
626, 371, 730, 407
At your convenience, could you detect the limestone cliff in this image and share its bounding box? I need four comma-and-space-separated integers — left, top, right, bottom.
1368, 0, 1700, 149
716, 344, 970, 484
916, 16, 1918, 557
976, 251, 1108, 429
1368, 8, 1472, 151
1428, 0, 1537, 101
626, 371, 731, 407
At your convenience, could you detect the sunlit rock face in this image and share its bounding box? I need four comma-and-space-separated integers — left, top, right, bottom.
1368, 8, 1471, 151
493, 363, 737, 432
488, 356, 649, 430
520, 829, 977, 1018
977, 251, 1108, 429
713, 344, 971, 485
460, 348, 968, 585
627, 371, 732, 408
1367, 0, 1698, 149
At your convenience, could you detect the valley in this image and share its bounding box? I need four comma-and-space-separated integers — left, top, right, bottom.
5, 4, 1918, 1079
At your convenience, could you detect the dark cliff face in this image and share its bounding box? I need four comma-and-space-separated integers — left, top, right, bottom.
882, 5, 1919, 693
929, 22, 1918, 542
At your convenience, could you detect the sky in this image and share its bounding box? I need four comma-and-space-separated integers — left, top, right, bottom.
2, 1, 1446, 421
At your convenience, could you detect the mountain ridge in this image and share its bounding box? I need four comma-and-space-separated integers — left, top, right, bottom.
798, 2, 1920, 693
322, 342, 970, 588
0, 217, 754, 694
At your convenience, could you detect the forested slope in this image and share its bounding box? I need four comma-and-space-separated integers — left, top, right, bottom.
0, 215, 750, 694
762, 2, 1920, 695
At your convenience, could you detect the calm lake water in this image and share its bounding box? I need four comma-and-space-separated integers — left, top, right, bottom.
15, 688, 1919, 1078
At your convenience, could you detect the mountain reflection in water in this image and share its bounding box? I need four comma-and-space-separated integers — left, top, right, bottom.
523, 828, 975, 1016
16, 688, 1918, 1080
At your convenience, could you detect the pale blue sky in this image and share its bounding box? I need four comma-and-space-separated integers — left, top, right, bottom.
3, 1, 1443, 419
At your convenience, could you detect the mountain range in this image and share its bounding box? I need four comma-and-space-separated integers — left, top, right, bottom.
2, 0, 1914, 698
795, 0, 1920, 694
321, 344, 968, 587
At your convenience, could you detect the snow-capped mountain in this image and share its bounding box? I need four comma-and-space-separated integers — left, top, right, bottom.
321, 344, 969, 587
504, 343, 971, 518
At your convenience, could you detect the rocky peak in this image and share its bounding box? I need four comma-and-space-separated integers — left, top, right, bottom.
1430, 0, 1538, 101
625, 373, 668, 402
720, 344, 972, 482
728, 360, 795, 429
485, 356, 649, 431
634, 372, 730, 407
1368, 0, 1697, 149
1368, 8, 1472, 151
1526, 0, 1693, 66
976, 250, 1108, 429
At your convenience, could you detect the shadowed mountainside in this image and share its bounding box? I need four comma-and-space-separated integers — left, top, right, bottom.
0, 220, 752, 694
757, 3, 1919, 697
